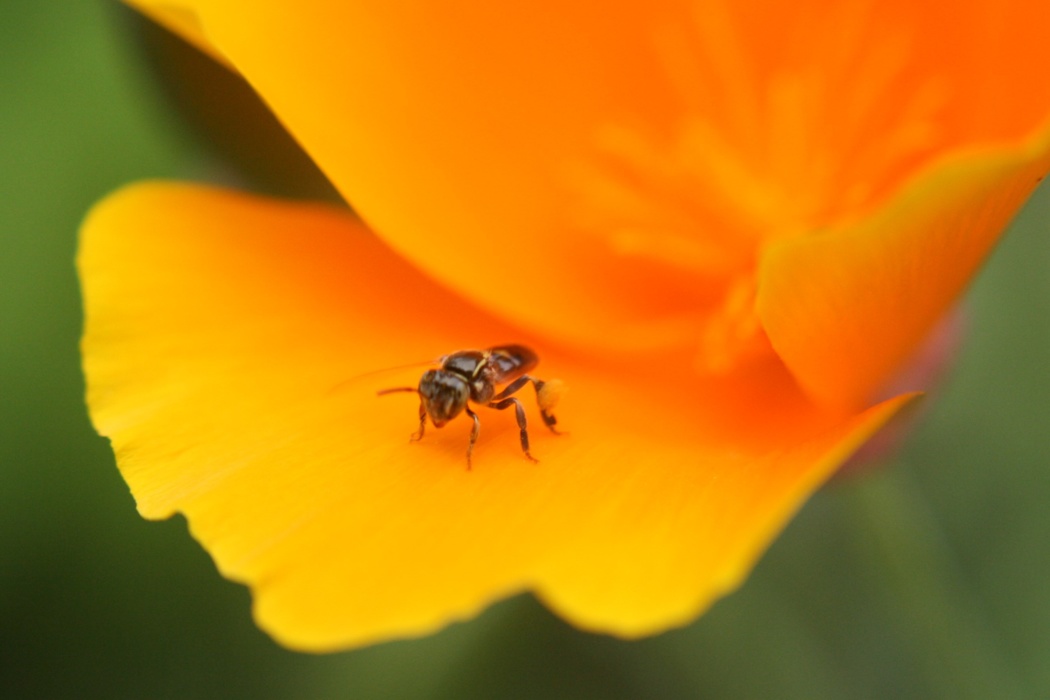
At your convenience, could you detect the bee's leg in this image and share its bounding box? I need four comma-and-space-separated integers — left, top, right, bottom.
464, 405, 481, 471
492, 376, 561, 434
532, 377, 561, 434
487, 397, 538, 463
376, 386, 430, 442
491, 376, 529, 399
410, 400, 427, 442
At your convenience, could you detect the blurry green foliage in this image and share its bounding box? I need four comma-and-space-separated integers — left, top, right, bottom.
2, 2, 1049, 698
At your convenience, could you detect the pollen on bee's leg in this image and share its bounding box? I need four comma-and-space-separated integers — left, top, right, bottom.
537, 378, 566, 412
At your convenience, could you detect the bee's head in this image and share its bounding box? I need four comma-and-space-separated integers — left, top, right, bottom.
419, 369, 469, 427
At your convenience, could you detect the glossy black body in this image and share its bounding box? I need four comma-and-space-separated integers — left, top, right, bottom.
420, 345, 537, 426
378, 343, 558, 469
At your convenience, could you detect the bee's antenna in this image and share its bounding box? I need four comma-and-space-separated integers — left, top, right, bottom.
376, 387, 419, 397
328, 356, 442, 395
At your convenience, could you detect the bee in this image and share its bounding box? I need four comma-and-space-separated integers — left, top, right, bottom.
378, 344, 563, 469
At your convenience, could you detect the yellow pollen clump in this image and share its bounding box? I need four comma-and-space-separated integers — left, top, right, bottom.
537, 378, 566, 412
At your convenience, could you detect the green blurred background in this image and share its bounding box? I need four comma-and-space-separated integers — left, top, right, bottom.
3, 2, 1049, 698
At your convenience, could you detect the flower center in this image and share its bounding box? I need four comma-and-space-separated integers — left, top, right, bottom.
568, 0, 948, 374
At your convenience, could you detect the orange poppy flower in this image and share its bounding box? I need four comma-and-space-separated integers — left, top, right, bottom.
80, 0, 1050, 651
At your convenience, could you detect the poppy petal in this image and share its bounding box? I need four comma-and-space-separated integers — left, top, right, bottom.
80, 182, 911, 649
757, 131, 1050, 408
122, 0, 688, 352
123, 0, 1050, 366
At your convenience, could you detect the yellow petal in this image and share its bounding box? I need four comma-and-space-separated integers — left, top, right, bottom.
80, 182, 911, 649
757, 128, 1050, 409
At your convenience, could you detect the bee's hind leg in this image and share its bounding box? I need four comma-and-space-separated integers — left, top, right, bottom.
492, 375, 561, 434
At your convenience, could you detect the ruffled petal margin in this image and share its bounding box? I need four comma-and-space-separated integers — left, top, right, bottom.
79, 182, 912, 650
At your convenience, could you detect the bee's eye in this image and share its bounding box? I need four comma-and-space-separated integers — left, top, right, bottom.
420, 370, 468, 423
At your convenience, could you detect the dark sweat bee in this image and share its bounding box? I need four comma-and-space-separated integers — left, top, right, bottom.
378, 344, 563, 469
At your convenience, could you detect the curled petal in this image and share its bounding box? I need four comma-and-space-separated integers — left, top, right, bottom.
758, 132, 1050, 408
